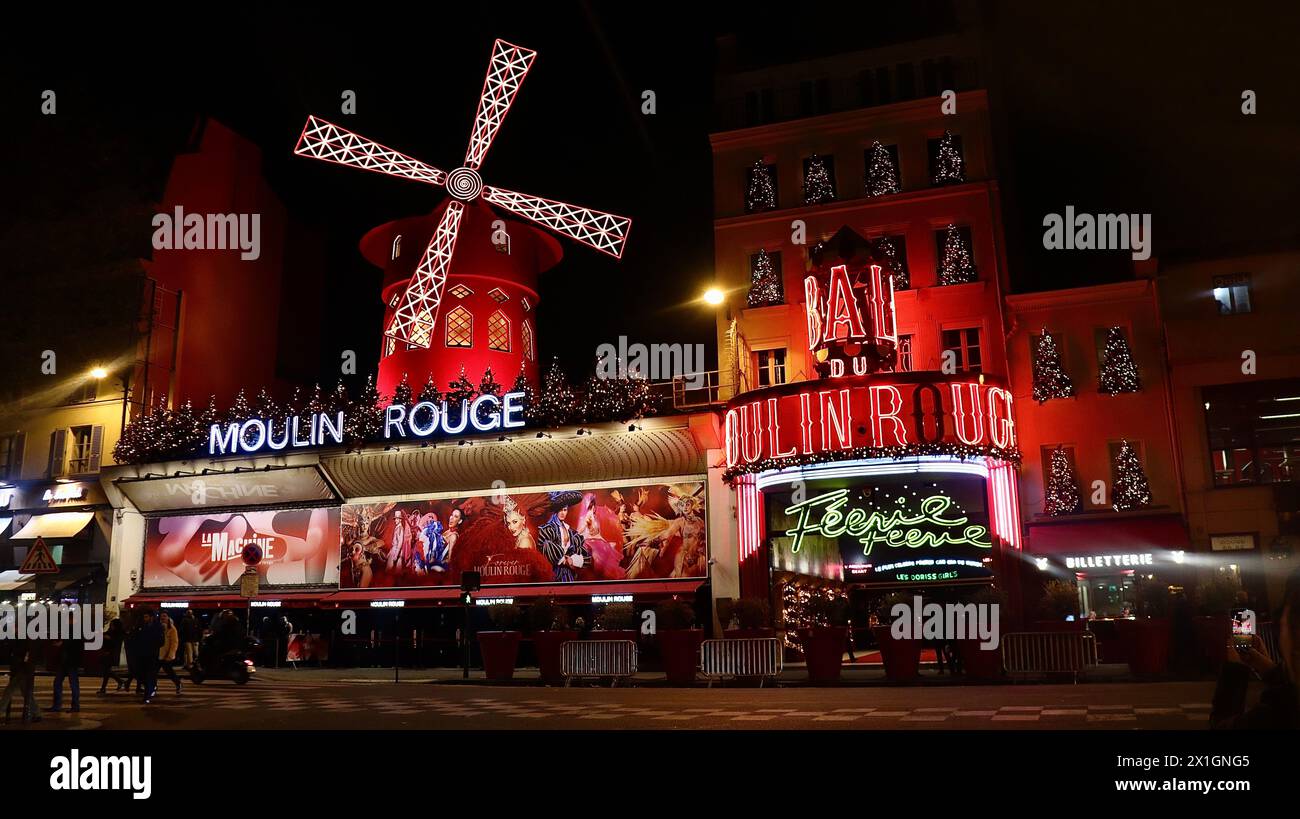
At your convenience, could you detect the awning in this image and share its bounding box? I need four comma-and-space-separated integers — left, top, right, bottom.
123, 589, 332, 609
10, 511, 94, 539
1027, 512, 1190, 555
113, 465, 340, 514
321, 580, 701, 607
0, 570, 34, 591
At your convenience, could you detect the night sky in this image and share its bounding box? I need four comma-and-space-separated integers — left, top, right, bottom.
2, 2, 1296, 399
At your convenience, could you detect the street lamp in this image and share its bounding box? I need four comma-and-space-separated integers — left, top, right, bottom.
702, 288, 725, 306
90, 367, 108, 380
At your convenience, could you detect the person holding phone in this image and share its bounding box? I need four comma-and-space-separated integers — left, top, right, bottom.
1210, 568, 1300, 729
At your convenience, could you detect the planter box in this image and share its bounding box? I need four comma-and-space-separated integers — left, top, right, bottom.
799, 626, 849, 682
532, 630, 578, 684
478, 631, 522, 681
1115, 618, 1171, 675
956, 639, 1002, 681
870, 626, 919, 683
657, 629, 705, 684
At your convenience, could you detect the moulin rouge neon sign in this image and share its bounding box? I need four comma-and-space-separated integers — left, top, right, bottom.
783, 489, 992, 557
723, 375, 1016, 470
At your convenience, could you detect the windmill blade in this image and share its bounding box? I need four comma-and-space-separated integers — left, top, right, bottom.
386, 202, 465, 348
481, 185, 631, 259
464, 39, 537, 170
295, 115, 446, 186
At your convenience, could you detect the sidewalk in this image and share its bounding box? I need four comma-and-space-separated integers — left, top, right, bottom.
256, 661, 1146, 686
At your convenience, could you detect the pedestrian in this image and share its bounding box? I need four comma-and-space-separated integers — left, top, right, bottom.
122, 613, 143, 693
50, 634, 85, 713
135, 610, 164, 704
98, 617, 127, 693
1, 638, 41, 724
1212, 567, 1300, 729
180, 610, 200, 670
157, 612, 183, 694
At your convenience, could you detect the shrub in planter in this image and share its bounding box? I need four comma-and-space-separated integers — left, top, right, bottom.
528, 599, 577, 684
715, 598, 736, 630
726, 598, 773, 638
593, 601, 640, 642
956, 585, 1006, 680
800, 595, 851, 682
1036, 579, 1083, 631
479, 603, 523, 681
654, 600, 702, 684
869, 593, 920, 683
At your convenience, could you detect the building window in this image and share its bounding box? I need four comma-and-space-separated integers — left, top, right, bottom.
746, 250, 784, 308
0, 433, 22, 481
875, 67, 892, 104
941, 327, 982, 372
921, 59, 939, 97
877, 234, 909, 290
895, 334, 914, 372
53, 425, 102, 477
755, 349, 787, 387
857, 69, 875, 107
1040, 444, 1080, 498
449, 284, 473, 300
928, 131, 966, 185
488, 288, 509, 304
487, 311, 511, 352
863, 143, 902, 197
895, 62, 916, 100
69, 379, 98, 404
1212, 273, 1252, 315
745, 162, 778, 213
522, 320, 534, 361
445, 306, 473, 348
383, 337, 396, 359
1204, 377, 1300, 486
391, 235, 401, 260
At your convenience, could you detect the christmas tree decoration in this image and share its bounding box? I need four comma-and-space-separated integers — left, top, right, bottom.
864, 141, 901, 197
1032, 329, 1076, 403
1044, 446, 1083, 516
228, 389, 254, 424
252, 388, 280, 425
1098, 326, 1142, 395
1112, 440, 1152, 511
391, 373, 414, 408
877, 235, 909, 290
416, 374, 441, 406
446, 367, 477, 405
745, 160, 777, 213
931, 129, 965, 185
938, 224, 976, 286
746, 249, 784, 308
802, 154, 836, 205
478, 366, 501, 398
305, 383, 328, 417
509, 363, 535, 418
619, 363, 660, 422
580, 354, 625, 423
531, 357, 577, 427
345, 375, 385, 444
329, 381, 350, 415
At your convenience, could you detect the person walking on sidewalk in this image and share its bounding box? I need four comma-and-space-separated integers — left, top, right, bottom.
50, 635, 84, 714
180, 610, 200, 670
98, 617, 126, 694
157, 612, 183, 694
135, 610, 164, 704
1, 638, 42, 724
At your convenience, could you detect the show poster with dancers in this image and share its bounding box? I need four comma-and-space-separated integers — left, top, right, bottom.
339, 481, 707, 589
143, 508, 342, 588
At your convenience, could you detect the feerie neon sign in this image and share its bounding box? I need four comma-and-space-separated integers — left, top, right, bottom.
784, 489, 992, 557
208, 392, 526, 455
723, 375, 1015, 469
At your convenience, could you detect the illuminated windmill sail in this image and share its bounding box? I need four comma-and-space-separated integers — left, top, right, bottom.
294, 39, 632, 348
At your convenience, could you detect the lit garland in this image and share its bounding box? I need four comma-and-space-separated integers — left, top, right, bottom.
864, 141, 901, 197
1098, 326, 1142, 395
802, 154, 836, 205
1044, 445, 1083, 516
745, 160, 776, 213
723, 442, 1021, 483
1032, 328, 1076, 403
746, 249, 784, 307
1111, 440, 1152, 511
938, 223, 976, 286
932, 129, 965, 185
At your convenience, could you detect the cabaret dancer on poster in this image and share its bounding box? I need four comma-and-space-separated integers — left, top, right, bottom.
443, 507, 462, 564
419, 512, 450, 572
503, 497, 536, 550
577, 492, 624, 579
536, 491, 590, 583
386, 509, 414, 571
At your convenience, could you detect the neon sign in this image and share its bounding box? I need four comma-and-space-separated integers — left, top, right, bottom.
804, 263, 897, 378
783, 489, 991, 557
724, 375, 1016, 472
1063, 553, 1154, 570
43, 484, 86, 502
207, 392, 526, 455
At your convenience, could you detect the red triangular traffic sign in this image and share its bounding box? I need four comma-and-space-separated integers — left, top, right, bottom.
20, 536, 60, 574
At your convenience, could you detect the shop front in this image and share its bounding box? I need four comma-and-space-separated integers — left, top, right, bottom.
0, 478, 111, 606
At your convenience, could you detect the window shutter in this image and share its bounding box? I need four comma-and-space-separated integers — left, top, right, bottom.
49, 428, 67, 478
88, 425, 104, 473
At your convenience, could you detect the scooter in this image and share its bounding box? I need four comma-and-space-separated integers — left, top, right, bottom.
189, 635, 260, 685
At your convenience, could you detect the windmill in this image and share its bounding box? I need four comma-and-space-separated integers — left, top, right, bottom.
294, 39, 632, 350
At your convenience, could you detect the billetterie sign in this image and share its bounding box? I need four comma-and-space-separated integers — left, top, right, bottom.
209, 392, 526, 456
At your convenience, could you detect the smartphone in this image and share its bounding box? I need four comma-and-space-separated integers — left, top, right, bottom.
1231, 608, 1256, 650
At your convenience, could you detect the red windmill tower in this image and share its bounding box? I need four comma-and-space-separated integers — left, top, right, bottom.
294, 39, 632, 399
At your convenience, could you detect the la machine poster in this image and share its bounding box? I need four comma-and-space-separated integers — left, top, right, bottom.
339, 480, 707, 589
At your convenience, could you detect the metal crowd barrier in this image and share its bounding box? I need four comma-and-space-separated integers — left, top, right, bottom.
560, 640, 638, 686
699, 638, 784, 687
1001, 632, 1098, 683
